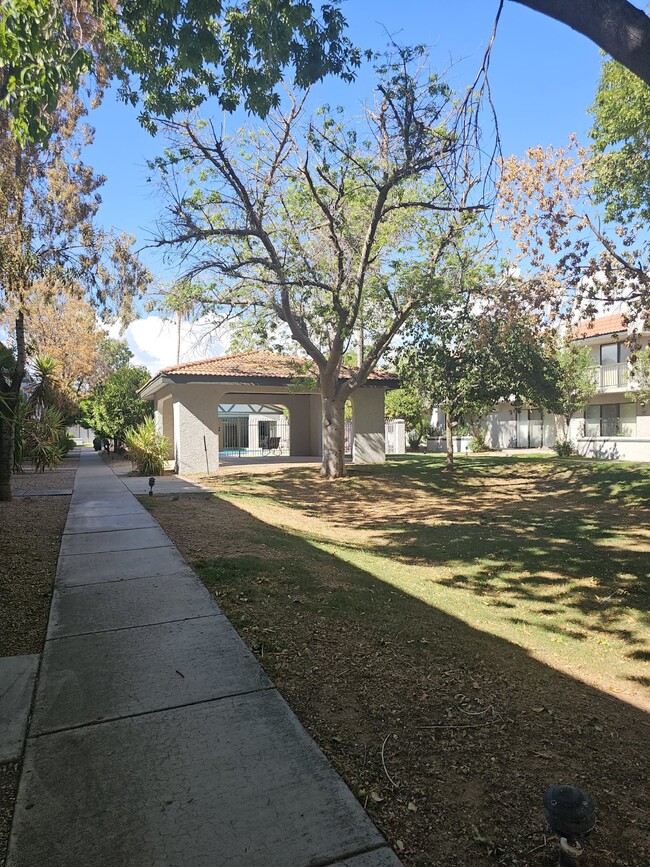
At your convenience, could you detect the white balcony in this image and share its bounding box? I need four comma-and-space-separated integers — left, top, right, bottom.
594, 363, 629, 391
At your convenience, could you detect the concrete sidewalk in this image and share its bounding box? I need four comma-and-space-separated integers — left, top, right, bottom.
7, 450, 400, 867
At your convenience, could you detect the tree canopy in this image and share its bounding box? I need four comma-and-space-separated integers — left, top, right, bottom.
400, 297, 558, 469
82, 365, 151, 447
498, 137, 650, 327
0, 91, 149, 499
1, 0, 359, 144
590, 56, 650, 225
152, 47, 489, 477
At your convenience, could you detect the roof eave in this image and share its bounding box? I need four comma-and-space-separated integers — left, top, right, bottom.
142, 372, 400, 391
137, 374, 173, 399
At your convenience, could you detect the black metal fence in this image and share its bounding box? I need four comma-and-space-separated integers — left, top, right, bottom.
220, 415, 291, 457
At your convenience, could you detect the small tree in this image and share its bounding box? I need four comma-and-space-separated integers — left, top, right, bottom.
385, 388, 431, 450
544, 343, 598, 442
83, 366, 151, 451
401, 291, 558, 470
626, 346, 650, 407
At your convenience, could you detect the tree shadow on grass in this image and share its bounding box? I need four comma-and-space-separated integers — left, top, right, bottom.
149, 493, 650, 867
237, 456, 650, 672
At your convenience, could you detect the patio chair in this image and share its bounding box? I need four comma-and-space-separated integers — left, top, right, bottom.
261, 436, 282, 455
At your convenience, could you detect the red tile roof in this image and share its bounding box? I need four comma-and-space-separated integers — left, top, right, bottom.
158, 350, 399, 383
573, 314, 627, 340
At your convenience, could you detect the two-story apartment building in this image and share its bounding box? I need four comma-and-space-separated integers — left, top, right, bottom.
568, 313, 650, 460
476, 313, 650, 461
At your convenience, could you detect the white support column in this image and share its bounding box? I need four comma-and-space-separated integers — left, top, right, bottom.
352, 388, 386, 464
392, 418, 406, 454
173, 384, 220, 476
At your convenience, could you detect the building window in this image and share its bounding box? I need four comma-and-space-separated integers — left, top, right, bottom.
585, 403, 636, 437
516, 409, 544, 447
600, 342, 629, 365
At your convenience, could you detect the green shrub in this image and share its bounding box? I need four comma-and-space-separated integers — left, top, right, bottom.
125, 417, 168, 476
12, 394, 29, 473
62, 433, 77, 455
553, 438, 574, 457
468, 435, 491, 453
467, 420, 490, 452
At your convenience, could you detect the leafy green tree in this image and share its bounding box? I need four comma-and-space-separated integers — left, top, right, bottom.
1, 0, 358, 144
114, 0, 359, 131
95, 337, 134, 377
0, 92, 149, 500
543, 342, 597, 441
384, 388, 431, 449
152, 48, 488, 478
626, 345, 650, 407
5, 0, 650, 150
590, 57, 650, 224
401, 292, 558, 470
0, 0, 101, 143
83, 366, 151, 450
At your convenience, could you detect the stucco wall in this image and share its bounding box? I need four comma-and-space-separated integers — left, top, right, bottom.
352, 389, 386, 464
485, 406, 517, 449
173, 384, 220, 475
150, 380, 391, 471
576, 437, 650, 461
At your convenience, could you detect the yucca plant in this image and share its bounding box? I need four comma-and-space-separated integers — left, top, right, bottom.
27, 404, 68, 472
124, 416, 168, 476
12, 356, 74, 473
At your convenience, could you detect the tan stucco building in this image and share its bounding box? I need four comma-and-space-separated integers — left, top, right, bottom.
139, 350, 400, 475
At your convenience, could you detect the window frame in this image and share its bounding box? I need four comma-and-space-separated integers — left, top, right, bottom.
584, 402, 636, 437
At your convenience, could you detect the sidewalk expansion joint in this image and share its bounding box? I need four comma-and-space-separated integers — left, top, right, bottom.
46, 611, 224, 642
28, 685, 277, 739
62, 523, 151, 536
316, 843, 391, 867
58, 543, 176, 557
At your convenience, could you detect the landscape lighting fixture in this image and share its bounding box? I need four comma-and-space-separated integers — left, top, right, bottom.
543, 785, 595, 866
148, 477, 156, 496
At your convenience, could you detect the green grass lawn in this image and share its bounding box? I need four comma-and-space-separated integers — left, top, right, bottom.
197, 453, 650, 702
147, 454, 650, 866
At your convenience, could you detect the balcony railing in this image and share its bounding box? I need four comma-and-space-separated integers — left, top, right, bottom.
593, 363, 629, 390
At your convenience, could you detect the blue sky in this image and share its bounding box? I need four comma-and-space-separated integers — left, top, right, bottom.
85, 0, 623, 369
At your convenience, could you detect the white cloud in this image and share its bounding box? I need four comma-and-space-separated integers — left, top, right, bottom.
108, 315, 231, 373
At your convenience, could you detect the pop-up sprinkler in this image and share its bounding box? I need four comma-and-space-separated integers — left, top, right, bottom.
543, 785, 595, 866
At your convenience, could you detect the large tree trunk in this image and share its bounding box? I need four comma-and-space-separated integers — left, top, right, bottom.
320, 389, 347, 479
511, 0, 650, 87
0, 313, 26, 502
0, 398, 16, 502
444, 413, 455, 471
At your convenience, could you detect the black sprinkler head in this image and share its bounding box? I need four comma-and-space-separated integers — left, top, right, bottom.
544, 785, 595, 865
